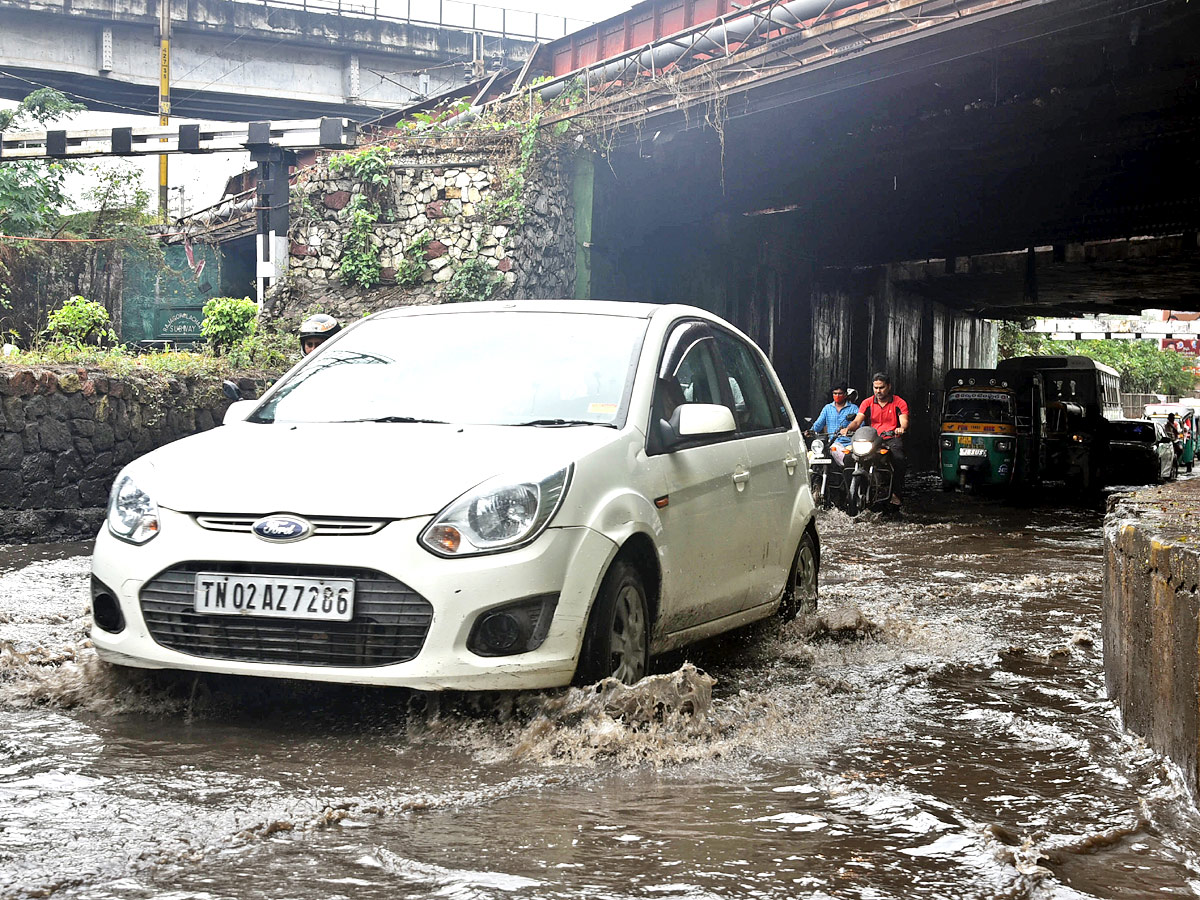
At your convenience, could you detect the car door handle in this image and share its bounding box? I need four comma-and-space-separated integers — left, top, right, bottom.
783, 455, 799, 475
732, 469, 750, 491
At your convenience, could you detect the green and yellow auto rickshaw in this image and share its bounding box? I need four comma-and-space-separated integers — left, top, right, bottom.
1144, 403, 1195, 473
940, 369, 1044, 491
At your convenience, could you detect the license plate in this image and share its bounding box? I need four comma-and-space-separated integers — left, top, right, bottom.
959, 447, 987, 457
194, 573, 354, 621
809, 458, 832, 465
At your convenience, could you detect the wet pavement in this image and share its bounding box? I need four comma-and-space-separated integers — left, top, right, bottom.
2, 480, 1199, 899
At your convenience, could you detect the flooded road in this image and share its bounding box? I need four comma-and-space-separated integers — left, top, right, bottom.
2, 482, 1199, 899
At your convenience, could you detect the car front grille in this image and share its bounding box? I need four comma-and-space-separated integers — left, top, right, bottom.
194, 515, 387, 536
140, 562, 433, 668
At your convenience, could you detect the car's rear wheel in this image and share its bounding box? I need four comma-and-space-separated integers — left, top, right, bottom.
779, 530, 819, 621
574, 560, 649, 686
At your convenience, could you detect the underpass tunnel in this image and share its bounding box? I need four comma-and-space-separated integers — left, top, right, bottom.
581, 0, 1200, 471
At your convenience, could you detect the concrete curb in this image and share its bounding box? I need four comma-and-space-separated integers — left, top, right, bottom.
1103, 479, 1200, 801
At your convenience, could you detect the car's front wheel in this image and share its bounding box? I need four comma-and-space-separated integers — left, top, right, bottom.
574, 560, 649, 686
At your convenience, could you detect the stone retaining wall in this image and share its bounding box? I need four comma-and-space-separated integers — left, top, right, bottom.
264, 142, 576, 324
1103, 480, 1200, 800
0, 365, 266, 542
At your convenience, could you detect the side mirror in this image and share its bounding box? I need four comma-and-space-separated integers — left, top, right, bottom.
676, 403, 737, 436
657, 403, 737, 452
222, 379, 241, 401
222, 399, 256, 425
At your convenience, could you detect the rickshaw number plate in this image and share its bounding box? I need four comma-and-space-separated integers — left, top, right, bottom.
956, 436, 974, 445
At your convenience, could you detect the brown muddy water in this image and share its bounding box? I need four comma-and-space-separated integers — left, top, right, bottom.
2, 481, 1198, 900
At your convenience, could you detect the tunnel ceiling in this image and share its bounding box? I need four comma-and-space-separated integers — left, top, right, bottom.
597, 0, 1200, 317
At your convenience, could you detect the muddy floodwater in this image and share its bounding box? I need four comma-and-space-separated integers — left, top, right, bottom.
2, 482, 1199, 900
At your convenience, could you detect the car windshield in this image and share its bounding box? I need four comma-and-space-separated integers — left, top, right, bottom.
251, 310, 647, 426
944, 391, 1013, 421
1109, 422, 1155, 442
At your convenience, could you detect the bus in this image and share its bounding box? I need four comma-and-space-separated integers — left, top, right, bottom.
997, 356, 1122, 489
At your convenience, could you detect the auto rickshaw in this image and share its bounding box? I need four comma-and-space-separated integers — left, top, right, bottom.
939, 369, 1044, 491
1144, 403, 1195, 473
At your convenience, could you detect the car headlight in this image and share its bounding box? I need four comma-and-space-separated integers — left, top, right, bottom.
106, 473, 159, 544
852, 440, 874, 455
810, 439, 825, 455
419, 465, 572, 557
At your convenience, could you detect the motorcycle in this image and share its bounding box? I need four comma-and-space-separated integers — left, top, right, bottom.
845, 426, 896, 516
806, 432, 847, 510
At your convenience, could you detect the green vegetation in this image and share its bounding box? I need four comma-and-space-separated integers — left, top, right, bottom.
444, 257, 503, 303
200, 296, 258, 356
5, 295, 301, 376
998, 321, 1196, 395
338, 195, 382, 288
328, 145, 394, 193
44, 295, 117, 346
0, 89, 84, 237
396, 229, 432, 287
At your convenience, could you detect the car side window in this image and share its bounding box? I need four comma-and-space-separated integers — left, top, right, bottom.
648, 323, 729, 454
712, 330, 784, 433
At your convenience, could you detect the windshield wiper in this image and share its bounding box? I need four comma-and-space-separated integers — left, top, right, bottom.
511, 418, 616, 427
340, 416, 448, 424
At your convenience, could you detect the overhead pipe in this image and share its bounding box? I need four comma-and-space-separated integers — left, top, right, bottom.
436, 0, 863, 129
534, 0, 864, 102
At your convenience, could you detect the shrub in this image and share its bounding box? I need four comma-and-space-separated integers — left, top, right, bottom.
200, 296, 258, 356
224, 323, 301, 370
44, 295, 117, 346
443, 257, 503, 303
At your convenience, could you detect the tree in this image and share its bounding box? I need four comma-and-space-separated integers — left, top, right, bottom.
996, 320, 1047, 359
0, 89, 85, 236
997, 320, 1195, 395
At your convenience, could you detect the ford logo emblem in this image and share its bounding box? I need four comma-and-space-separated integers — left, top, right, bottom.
251, 514, 313, 543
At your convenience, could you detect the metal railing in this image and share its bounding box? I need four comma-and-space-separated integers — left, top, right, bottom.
249, 0, 592, 40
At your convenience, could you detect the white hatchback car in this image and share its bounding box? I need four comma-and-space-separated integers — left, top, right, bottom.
90, 301, 819, 691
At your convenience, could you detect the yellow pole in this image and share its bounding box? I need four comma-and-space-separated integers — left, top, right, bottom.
158, 0, 171, 219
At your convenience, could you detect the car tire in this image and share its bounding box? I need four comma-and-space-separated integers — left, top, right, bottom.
779, 530, 819, 621
574, 559, 649, 686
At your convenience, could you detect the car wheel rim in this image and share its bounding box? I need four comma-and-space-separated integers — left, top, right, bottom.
610, 583, 647, 683
798, 542, 817, 602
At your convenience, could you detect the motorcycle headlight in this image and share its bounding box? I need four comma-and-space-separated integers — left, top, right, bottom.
852, 440, 874, 455
106, 473, 159, 544
420, 465, 572, 557
811, 439, 825, 455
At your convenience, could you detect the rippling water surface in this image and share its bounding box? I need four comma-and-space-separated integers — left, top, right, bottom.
1, 483, 1198, 899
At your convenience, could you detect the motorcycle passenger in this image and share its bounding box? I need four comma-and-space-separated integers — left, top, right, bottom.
842, 372, 909, 506
299, 313, 341, 356
811, 382, 857, 466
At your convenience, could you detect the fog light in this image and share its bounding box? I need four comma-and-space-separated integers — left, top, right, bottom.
477, 612, 522, 652
467, 594, 558, 657
90, 576, 125, 633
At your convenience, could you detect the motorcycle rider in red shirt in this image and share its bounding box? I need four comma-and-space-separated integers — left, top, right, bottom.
841, 372, 910, 506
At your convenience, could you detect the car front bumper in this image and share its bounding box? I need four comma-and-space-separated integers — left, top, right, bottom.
90, 509, 617, 691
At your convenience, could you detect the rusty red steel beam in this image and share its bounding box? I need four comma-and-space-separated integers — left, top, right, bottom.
542, 0, 880, 78
534, 0, 1032, 134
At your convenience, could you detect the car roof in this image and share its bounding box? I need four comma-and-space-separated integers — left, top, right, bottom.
369, 299, 711, 322
1145, 403, 1192, 413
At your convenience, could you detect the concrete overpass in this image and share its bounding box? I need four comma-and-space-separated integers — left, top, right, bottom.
0, 0, 550, 120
